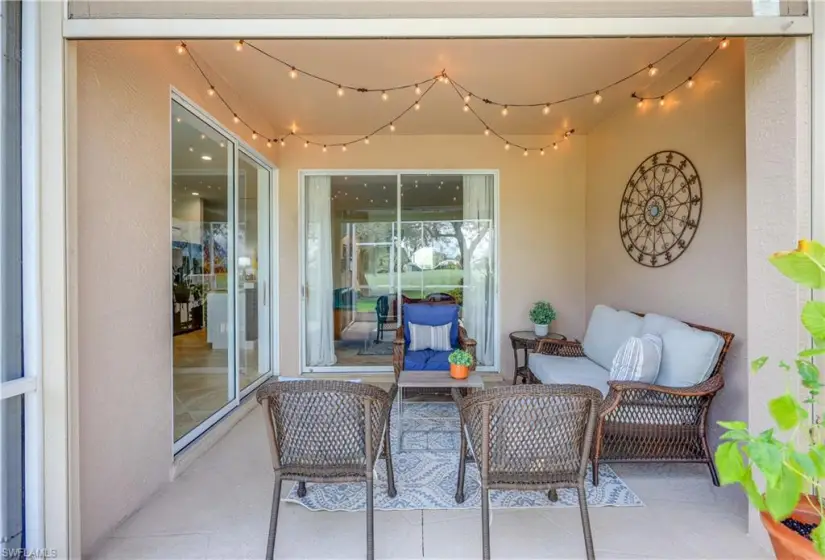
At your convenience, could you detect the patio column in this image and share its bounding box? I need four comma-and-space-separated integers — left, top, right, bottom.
744, 37, 811, 545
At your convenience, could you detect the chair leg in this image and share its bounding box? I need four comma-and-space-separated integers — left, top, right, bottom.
701, 429, 721, 487
265, 477, 282, 560
455, 423, 468, 503
591, 457, 599, 486
576, 484, 595, 560
547, 489, 558, 502
384, 425, 397, 498
707, 458, 721, 487
481, 485, 491, 560
297, 481, 307, 498
366, 477, 375, 560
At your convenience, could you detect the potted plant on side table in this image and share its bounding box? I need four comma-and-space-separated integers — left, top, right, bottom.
715, 239, 825, 559
529, 301, 556, 337
448, 349, 473, 380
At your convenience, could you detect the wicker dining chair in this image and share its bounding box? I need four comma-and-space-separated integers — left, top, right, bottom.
452, 384, 602, 560
256, 380, 398, 560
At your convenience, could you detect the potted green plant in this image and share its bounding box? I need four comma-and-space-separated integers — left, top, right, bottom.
448, 349, 473, 380
715, 240, 825, 559
529, 301, 557, 337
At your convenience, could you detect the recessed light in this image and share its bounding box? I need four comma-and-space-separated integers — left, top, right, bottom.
219, 142, 225, 148
201, 155, 212, 161
207, 185, 212, 189
192, 192, 200, 196
200, 134, 206, 140
175, 117, 181, 123
188, 147, 194, 152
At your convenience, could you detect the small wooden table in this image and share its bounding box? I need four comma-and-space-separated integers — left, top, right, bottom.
509, 331, 567, 385
396, 370, 485, 449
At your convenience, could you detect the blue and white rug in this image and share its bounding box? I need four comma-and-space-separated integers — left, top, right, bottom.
284, 402, 643, 511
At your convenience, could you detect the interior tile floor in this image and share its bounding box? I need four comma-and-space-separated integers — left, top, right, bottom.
95, 404, 771, 560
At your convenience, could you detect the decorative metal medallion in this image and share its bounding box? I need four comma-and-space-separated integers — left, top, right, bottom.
619, 150, 702, 267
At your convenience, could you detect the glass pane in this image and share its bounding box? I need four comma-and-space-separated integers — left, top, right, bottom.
171, 101, 235, 441
400, 174, 496, 367
304, 175, 397, 368
1, 395, 24, 553
237, 151, 271, 391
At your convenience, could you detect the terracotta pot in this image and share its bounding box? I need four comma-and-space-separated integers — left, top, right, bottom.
450, 364, 469, 380
761, 495, 822, 559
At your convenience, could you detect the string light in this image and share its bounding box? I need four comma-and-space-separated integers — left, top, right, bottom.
659, 96, 666, 107
415, 85, 421, 95
381, 91, 389, 101
266, 140, 272, 148
235, 40, 244, 52
364, 137, 370, 145
637, 98, 645, 108
463, 104, 470, 112
304, 141, 309, 148
342, 145, 347, 152
207, 87, 215, 96
501, 106, 509, 117
523, 149, 529, 157
232, 115, 240, 124
719, 37, 730, 49
553, 143, 558, 151
289, 67, 298, 79
280, 138, 286, 147
251, 132, 258, 140
176, 42, 187, 55
593, 91, 603, 104
414, 102, 420, 111
686, 77, 695, 89
484, 128, 490, 136
504, 142, 510, 151
322, 145, 327, 152
336, 86, 345, 97
463, 94, 471, 103
648, 65, 659, 77
543, 105, 551, 115
540, 149, 545, 156
390, 123, 396, 132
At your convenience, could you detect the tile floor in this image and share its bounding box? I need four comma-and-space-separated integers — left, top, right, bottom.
95, 408, 771, 560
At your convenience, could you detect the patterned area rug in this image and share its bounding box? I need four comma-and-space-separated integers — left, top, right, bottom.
284, 402, 644, 511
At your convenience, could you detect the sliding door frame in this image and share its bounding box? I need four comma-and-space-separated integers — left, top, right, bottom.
298, 168, 500, 375
170, 89, 278, 454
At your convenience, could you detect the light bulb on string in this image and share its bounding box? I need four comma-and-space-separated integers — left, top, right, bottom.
414, 102, 420, 111
364, 137, 370, 145
648, 65, 659, 77
251, 132, 258, 140
337, 86, 345, 97
390, 123, 396, 132
414, 84, 421, 95
504, 142, 510, 151
322, 145, 327, 152
280, 138, 286, 147
686, 77, 695, 89
501, 106, 509, 117
543, 105, 551, 115
484, 128, 490, 136
266, 140, 272, 148
207, 87, 215, 97
523, 149, 529, 157
342, 145, 347, 152
289, 67, 298, 79
463, 104, 470, 113
553, 143, 558, 151
304, 141, 309, 148
540, 149, 545, 156
463, 94, 471, 103
381, 91, 389, 101
176, 42, 186, 55
720, 38, 729, 49
235, 40, 244, 52
637, 98, 645, 108
232, 115, 240, 124
593, 91, 603, 104
659, 96, 666, 107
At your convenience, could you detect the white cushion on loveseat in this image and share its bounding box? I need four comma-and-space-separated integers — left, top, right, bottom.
581, 305, 644, 371
641, 313, 724, 388
527, 354, 610, 396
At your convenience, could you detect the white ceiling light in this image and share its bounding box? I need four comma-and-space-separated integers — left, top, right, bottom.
192, 192, 200, 196
201, 155, 213, 161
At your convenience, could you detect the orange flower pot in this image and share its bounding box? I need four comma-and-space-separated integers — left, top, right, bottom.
450, 364, 469, 380
761, 495, 822, 560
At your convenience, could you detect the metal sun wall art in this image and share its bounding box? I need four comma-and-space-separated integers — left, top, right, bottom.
619, 150, 702, 268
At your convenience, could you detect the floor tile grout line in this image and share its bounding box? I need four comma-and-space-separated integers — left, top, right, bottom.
420, 510, 425, 558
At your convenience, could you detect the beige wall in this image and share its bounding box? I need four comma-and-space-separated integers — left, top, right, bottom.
585, 42, 748, 460
276, 135, 588, 377
75, 40, 268, 555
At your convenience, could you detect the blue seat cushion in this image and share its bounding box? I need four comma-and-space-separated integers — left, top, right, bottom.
403, 304, 459, 347
404, 349, 454, 371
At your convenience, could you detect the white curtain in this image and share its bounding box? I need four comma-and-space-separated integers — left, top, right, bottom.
462, 175, 495, 367
305, 175, 337, 366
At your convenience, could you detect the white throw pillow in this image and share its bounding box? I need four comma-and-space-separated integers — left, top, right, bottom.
408, 322, 453, 352
609, 334, 663, 384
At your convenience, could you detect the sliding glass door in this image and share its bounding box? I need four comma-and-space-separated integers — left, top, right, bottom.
301, 171, 497, 373
171, 95, 276, 452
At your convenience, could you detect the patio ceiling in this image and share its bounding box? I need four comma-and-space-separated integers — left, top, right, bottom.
184, 38, 714, 138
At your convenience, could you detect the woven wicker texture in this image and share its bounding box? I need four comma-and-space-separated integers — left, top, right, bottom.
256, 380, 397, 560
531, 313, 734, 487
453, 385, 601, 560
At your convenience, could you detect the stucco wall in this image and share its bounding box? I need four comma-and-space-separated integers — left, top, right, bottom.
276, 135, 588, 377
75, 40, 268, 555
585, 40, 748, 489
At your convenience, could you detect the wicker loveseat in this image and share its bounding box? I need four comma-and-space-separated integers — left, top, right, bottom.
529, 305, 734, 486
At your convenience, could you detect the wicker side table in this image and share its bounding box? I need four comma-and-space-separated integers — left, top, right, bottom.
509, 331, 566, 384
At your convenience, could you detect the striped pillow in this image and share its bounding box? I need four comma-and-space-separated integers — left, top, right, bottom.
408, 322, 453, 352
609, 334, 663, 383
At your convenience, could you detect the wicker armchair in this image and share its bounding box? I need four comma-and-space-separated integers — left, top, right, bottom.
392, 302, 476, 380
453, 385, 601, 560
533, 319, 734, 487
256, 380, 397, 560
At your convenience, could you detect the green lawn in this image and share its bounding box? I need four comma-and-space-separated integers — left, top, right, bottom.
352, 270, 464, 312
